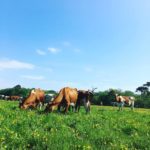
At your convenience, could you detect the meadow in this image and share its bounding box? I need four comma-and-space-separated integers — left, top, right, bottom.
0, 100, 150, 150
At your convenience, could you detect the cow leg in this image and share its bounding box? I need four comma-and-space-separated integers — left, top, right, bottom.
68, 105, 71, 111
121, 102, 124, 111
38, 102, 41, 110
131, 101, 134, 110
69, 103, 75, 112
120, 103, 122, 111
85, 102, 89, 113
39, 101, 44, 110
57, 104, 61, 113
71, 105, 74, 112
77, 105, 80, 112
120, 104, 123, 111
75, 103, 80, 112
83, 98, 89, 113
64, 101, 70, 114
75, 103, 78, 112
86, 104, 90, 114
65, 104, 69, 114
41, 101, 44, 108
87, 101, 91, 113
72, 105, 75, 112
118, 103, 121, 111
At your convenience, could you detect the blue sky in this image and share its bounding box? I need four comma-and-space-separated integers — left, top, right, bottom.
0, 0, 150, 92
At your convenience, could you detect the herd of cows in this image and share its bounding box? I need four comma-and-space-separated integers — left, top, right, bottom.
0, 95, 22, 101
0, 87, 135, 113
19, 87, 93, 113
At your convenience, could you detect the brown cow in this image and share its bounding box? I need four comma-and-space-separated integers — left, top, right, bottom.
45, 87, 78, 113
10, 96, 20, 101
19, 89, 45, 109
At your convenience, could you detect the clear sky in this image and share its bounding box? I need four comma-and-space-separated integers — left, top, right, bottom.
0, 0, 150, 92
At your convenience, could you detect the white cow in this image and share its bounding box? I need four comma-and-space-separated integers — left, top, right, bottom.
0, 95, 5, 100
115, 94, 135, 111
44, 93, 55, 105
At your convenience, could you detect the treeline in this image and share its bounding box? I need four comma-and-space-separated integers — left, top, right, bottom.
0, 85, 56, 98
0, 82, 150, 108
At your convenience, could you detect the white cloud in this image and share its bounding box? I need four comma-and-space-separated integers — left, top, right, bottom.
48, 47, 60, 54
36, 49, 46, 55
21, 75, 44, 80
0, 59, 34, 70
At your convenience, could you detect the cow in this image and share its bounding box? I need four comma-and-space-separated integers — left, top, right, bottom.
44, 93, 55, 106
10, 96, 20, 101
45, 87, 78, 113
19, 96, 24, 105
115, 94, 135, 111
0, 95, 5, 100
75, 90, 94, 113
19, 89, 45, 110
4, 96, 10, 100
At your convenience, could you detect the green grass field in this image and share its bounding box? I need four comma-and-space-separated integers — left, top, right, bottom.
0, 100, 150, 150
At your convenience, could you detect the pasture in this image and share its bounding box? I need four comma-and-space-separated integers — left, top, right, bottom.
0, 100, 150, 150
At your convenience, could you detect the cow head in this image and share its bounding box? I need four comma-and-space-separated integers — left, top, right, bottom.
19, 104, 28, 109
19, 90, 37, 109
87, 87, 97, 101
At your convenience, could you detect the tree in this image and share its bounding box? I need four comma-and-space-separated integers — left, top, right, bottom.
143, 82, 150, 95
136, 86, 148, 95
13, 85, 21, 89
136, 82, 150, 108
143, 82, 150, 88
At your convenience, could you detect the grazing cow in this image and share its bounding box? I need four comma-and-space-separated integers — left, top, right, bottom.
10, 96, 20, 101
0, 95, 5, 100
45, 87, 78, 113
75, 90, 93, 113
4, 96, 10, 100
44, 93, 55, 105
19, 89, 45, 110
115, 94, 135, 111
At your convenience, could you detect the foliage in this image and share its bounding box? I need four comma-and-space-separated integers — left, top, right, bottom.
0, 101, 150, 150
135, 81, 150, 108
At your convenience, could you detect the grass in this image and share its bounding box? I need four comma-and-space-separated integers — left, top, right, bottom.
0, 100, 150, 150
